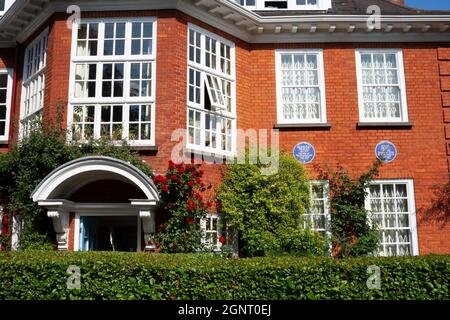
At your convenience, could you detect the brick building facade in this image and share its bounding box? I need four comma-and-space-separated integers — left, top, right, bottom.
0, 0, 448, 255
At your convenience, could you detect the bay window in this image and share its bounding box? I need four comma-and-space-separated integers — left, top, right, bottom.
366, 180, 418, 256
0, 69, 13, 142
20, 29, 48, 139
69, 18, 156, 146
187, 24, 236, 156
276, 49, 327, 124
355, 49, 409, 123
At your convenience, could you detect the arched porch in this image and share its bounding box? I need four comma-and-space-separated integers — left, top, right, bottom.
31, 156, 160, 251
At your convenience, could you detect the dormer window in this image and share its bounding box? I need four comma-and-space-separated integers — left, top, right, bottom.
234, 0, 256, 7
265, 1, 288, 9
232, 0, 330, 10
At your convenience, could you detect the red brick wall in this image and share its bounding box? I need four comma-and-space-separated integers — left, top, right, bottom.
5, 10, 449, 254
247, 43, 449, 254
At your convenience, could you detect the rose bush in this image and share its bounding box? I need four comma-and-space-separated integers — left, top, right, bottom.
153, 160, 214, 253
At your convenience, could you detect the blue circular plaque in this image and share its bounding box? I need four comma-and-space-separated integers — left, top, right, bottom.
293, 142, 316, 164
375, 141, 397, 163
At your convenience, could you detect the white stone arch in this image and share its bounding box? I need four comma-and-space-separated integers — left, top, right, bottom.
32, 156, 159, 202
30, 156, 160, 251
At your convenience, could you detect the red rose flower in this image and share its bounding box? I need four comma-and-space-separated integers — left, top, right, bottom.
195, 177, 201, 184
200, 202, 205, 208
188, 180, 195, 188
178, 166, 185, 174
206, 202, 214, 208
186, 164, 191, 170
219, 236, 225, 244
171, 175, 178, 181
162, 185, 169, 192
168, 160, 175, 169
167, 202, 174, 209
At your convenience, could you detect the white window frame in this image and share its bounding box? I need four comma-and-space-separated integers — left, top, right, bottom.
68, 17, 157, 147
365, 179, 419, 256
186, 23, 237, 157
200, 213, 222, 251
305, 180, 331, 239
275, 49, 327, 125
355, 49, 409, 123
0, 68, 13, 143
19, 28, 48, 139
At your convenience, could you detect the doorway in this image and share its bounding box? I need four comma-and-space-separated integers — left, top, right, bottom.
79, 215, 139, 252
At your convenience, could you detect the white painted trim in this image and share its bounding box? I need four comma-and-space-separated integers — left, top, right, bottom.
31, 157, 160, 202
275, 49, 327, 125
0, 68, 13, 143
0, 0, 16, 16
1, 0, 450, 46
355, 48, 409, 123
67, 17, 157, 146
365, 179, 419, 256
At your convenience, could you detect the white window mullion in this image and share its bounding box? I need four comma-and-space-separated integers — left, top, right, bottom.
123, 62, 130, 100
98, 22, 105, 58
94, 104, 101, 139
122, 104, 129, 140
125, 21, 132, 57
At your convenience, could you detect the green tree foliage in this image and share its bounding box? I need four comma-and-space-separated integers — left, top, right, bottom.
0, 128, 152, 250
153, 160, 215, 253
316, 161, 382, 258
217, 151, 327, 257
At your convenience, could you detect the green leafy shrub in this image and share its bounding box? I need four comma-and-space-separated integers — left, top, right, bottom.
153, 160, 214, 253
217, 151, 327, 257
0, 251, 448, 300
0, 128, 152, 250
316, 161, 382, 258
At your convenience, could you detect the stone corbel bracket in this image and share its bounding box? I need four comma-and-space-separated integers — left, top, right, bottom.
37, 200, 74, 251
130, 199, 157, 251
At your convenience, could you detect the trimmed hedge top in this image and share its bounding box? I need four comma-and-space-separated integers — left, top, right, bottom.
0, 252, 448, 300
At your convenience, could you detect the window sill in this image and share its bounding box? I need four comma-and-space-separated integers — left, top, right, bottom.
274, 123, 332, 130
357, 122, 413, 129
184, 147, 235, 163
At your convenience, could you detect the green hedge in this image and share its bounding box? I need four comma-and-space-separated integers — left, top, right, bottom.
0, 252, 448, 300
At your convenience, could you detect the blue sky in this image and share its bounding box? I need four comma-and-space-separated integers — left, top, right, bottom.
405, 0, 450, 10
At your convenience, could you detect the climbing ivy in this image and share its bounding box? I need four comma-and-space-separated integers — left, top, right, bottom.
315, 160, 382, 258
